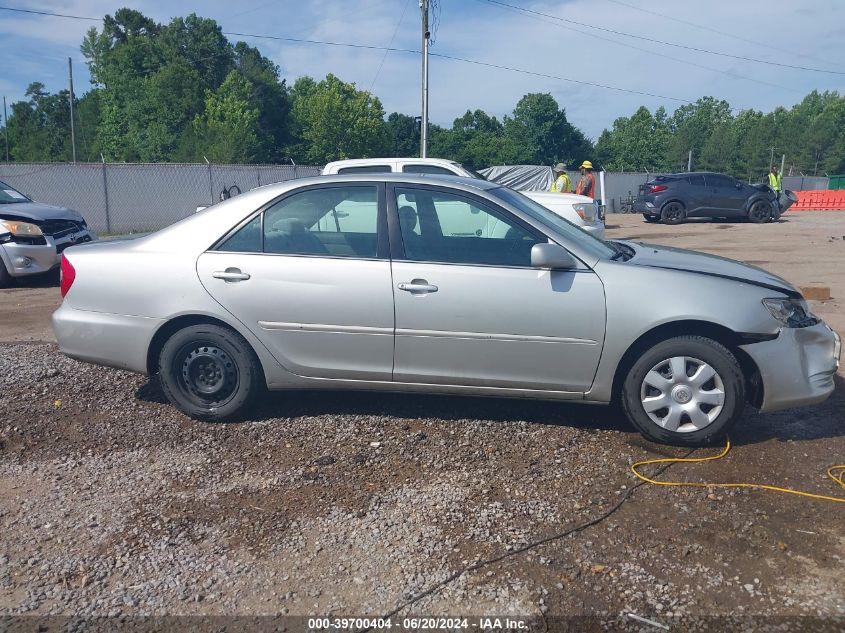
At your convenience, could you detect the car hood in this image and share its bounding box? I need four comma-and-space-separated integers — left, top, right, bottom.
0, 201, 84, 223
620, 240, 799, 296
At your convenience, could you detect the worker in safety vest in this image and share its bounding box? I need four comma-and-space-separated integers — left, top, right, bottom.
575, 160, 596, 198
768, 166, 783, 216
550, 163, 571, 193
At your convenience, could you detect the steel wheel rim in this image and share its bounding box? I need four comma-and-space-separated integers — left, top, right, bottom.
640, 356, 725, 433
179, 343, 239, 405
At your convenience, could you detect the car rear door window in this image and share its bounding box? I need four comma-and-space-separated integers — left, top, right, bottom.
686, 175, 706, 187
217, 186, 381, 258
394, 187, 542, 267
708, 175, 735, 188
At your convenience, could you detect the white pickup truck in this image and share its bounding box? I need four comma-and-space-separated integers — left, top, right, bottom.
321, 158, 605, 239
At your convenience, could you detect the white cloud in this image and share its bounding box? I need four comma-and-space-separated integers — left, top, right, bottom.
1, 0, 843, 140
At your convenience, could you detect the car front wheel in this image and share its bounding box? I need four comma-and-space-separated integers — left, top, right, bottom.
158, 324, 262, 421
621, 336, 745, 445
748, 200, 773, 223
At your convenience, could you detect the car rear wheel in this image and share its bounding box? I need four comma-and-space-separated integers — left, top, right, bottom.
158, 324, 262, 421
748, 200, 773, 223
660, 202, 686, 225
621, 336, 745, 446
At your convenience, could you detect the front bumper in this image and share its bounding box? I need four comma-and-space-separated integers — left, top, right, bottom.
741, 322, 840, 412
0, 231, 95, 278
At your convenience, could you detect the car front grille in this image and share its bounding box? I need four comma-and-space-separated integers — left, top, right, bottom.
56, 235, 92, 253
39, 219, 84, 238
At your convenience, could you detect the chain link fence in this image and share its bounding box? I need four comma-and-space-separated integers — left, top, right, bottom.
0, 162, 321, 234
0, 163, 831, 229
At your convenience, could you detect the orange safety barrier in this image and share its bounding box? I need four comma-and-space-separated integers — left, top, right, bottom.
790, 190, 845, 211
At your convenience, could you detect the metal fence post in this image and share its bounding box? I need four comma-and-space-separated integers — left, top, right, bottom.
102, 162, 111, 234
256, 165, 262, 187
207, 160, 214, 204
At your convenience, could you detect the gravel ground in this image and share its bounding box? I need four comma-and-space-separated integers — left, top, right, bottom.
1, 212, 844, 631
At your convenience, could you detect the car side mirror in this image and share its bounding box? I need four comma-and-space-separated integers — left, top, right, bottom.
531, 243, 577, 270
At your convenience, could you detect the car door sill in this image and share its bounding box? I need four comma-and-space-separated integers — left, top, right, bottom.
275, 375, 586, 400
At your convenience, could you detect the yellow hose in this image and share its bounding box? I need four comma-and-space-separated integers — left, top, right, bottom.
631, 438, 845, 503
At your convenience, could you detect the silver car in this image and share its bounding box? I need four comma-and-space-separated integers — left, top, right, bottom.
1, 180, 96, 286
52, 175, 840, 445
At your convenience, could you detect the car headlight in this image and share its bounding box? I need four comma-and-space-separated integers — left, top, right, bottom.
762, 297, 819, 328
572, 203, 596, 221
0, 220, 43, 237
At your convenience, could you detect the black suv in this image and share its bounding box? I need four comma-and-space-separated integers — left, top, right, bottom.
634, 172, 780, 225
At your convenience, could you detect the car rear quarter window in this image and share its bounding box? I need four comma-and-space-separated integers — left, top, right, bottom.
217, 215, 261, 252
336, 165, 392, 174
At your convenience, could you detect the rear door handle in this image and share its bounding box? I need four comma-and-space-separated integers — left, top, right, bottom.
397, 279, 438, 294
212, 268, 250, 282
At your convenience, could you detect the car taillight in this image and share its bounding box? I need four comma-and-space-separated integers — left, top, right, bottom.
649, 184, 668, 194
60, 254, 76, 298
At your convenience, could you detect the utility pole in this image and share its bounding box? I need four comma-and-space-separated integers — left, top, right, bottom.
3, 96, 9, 162
419, 0, 430, 158
780, 154, 785, 177
68, 57, 77, 163
687, 150, 692, 172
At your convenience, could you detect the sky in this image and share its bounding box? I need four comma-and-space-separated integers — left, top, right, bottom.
1, 0, 844, 139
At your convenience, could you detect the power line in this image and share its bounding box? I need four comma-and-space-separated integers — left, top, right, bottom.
0, 5, 702, 107
0, 5, 97, 20
604, 0, 837, 69
368, 0, 412, 93
429, 52, 692, 103
482, 0, 801, 95
481, 0, 845, 76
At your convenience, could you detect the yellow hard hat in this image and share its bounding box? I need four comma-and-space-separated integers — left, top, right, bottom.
580, 160, 593, 169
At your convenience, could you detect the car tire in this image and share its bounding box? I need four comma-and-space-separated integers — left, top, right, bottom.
660, 202, 686, 225
621, 336, 745, 446
158, 324, 263, 421
747, 200, 773, 224
643, 214, 660, 223
0, 259, 12, 288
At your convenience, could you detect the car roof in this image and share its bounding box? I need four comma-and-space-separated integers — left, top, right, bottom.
258, 172, 500, 192
324, 157, 461, 167
661, 171, 730, 178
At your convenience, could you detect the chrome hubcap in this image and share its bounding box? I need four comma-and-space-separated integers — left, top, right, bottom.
640, 356, 725, 433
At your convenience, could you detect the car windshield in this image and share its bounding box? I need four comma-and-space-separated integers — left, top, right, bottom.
489, 187, 616, 260
0, 181, 29, 204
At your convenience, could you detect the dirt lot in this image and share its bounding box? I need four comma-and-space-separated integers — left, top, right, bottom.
1, 212, 844, 631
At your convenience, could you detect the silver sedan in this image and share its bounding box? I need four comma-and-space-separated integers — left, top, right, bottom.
52, 175, 840, 445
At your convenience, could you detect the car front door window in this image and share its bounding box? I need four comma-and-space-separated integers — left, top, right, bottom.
394, 187, 543, 267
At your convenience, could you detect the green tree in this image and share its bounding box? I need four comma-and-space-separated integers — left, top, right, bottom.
193, 71, 262, 163
502, 93, 593, 166
289, 74, 388, 163
385, 112, 419, 157
594, 106, 670, 172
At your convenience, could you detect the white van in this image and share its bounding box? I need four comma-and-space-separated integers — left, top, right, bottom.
321, 158, 605, 239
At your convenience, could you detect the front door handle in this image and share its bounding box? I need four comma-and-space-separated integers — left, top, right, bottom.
397, 279, 438, 294
212, 268, 251, 282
